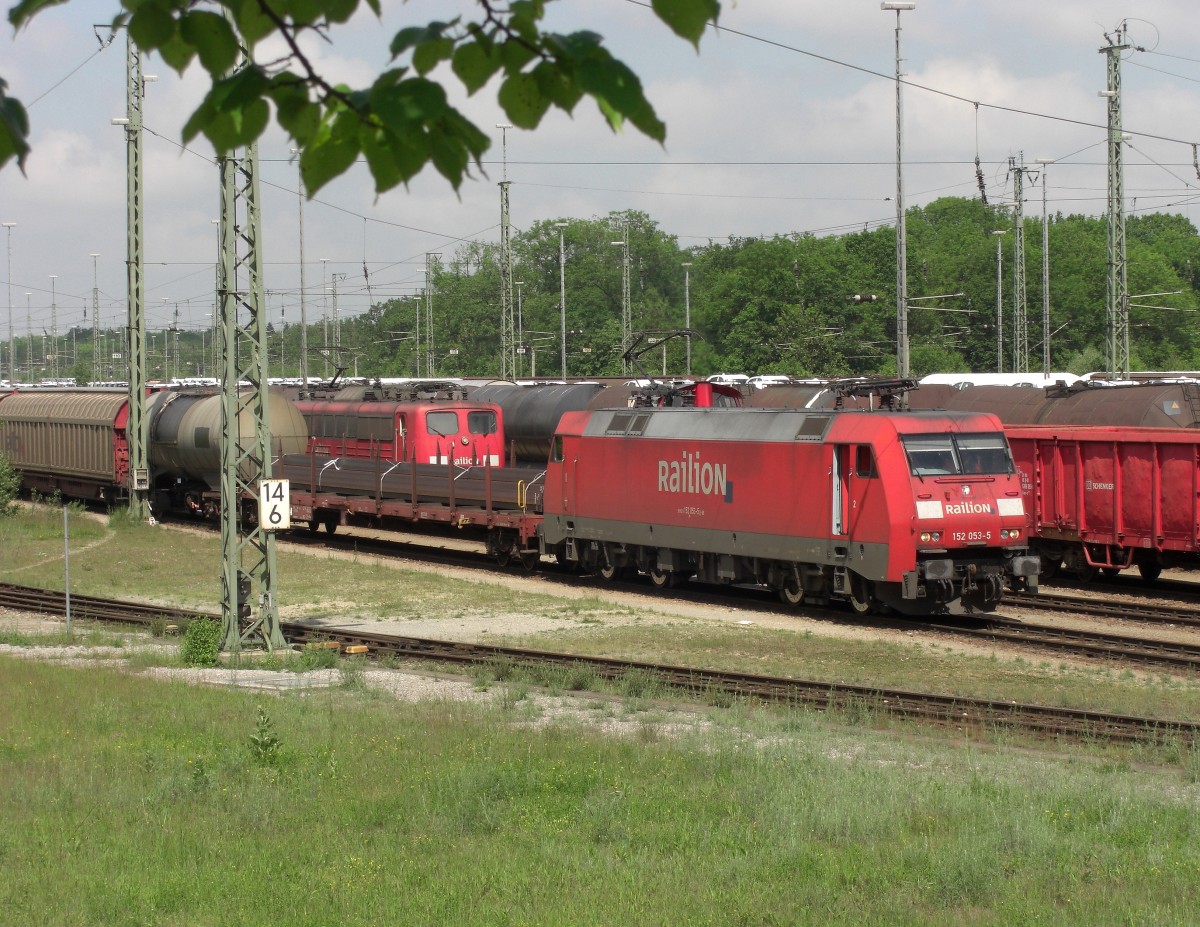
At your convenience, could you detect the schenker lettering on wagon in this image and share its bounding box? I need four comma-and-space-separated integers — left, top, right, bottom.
657, 451, 732, 501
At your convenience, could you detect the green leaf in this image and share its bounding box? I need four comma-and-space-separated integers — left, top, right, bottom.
498, 37, 538, 74
301, 113, 361, 194
390, 21, 454, 58
651, 0, 719, 46
321, 0, 360, 24
275, 0, 324, 27
497, 71, 550, 129
228, 0, 276, 46
531, 60, 583, 113
358, 124, 407, 193
156, 32, 197, 74
371, 78, 448, 128
180, 95, 218, 145
180, 10, 239, 76
577, 55, 665, 141
8, 0, 68, 30
128, 4, 177, 50
0, 87, 31, 173
451, 40, 501, 95
412, 36, 455, 76
269, 78, 320, 145
426, 126, 470, 189
199, 95, 270, 152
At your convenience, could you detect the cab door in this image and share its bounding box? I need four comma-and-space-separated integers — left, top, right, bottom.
846, 444, 876, 535
831, 445, 849, 536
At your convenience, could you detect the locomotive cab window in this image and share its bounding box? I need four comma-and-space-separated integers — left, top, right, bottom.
467, 411, 498, 435
854, 445, 876, 478
426, 411, 459, 437
551, 435, 564, 462
902, 434, 961, 476
902, 433, 1014, 476
955, 433, 1014, 474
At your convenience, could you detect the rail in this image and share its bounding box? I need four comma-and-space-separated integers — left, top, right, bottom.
2, 581, 1197, 748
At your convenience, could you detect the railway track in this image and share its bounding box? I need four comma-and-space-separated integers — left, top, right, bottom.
276, 528, 1200, 674
1007, 589, 1200, 629
2, 581, 1198, 748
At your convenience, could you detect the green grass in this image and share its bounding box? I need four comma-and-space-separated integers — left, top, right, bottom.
5, 508, 1200, 725
2, 656, 1199, 926
0, 511, 601, 623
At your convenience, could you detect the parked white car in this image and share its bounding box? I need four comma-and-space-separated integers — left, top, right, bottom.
706, 373, 750, 386
746, 375, 795, 390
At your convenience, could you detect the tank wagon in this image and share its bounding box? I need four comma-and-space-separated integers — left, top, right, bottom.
1004, 424, 1200, 581
470, 380, 743, 464
541, 406, 1038, 615
145, 389, 309, 517
751, 378, 1200, 430
294, 397, 505, 467
906, 381, 1200, 428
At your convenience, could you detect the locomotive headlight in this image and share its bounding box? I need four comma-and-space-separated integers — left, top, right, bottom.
1001, 528, 1021, 540
920, 531, 942, 543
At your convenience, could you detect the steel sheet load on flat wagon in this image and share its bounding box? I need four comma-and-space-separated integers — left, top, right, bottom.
279, 455, 546, 511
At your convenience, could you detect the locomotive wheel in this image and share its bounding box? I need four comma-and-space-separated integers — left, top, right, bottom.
1138, 562, 1162, 583
519, 550, 540, 572
847, 573, 873, 615
322, 514, 339, 535
778, 576, 804, 606
1101, 567, 1121, 579
648, 565, 676, 589
495, 548, 512, 568
1071, 564, 1096, 582
598, 562, 620, 581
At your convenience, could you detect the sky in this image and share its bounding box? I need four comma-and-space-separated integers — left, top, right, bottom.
2, 0, 1199, 354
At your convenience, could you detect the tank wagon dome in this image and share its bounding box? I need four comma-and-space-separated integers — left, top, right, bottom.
147, 389, 308, 490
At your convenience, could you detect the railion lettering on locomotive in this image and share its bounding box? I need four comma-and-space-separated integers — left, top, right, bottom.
657, 451, 731, 500
943, 501, 994, 515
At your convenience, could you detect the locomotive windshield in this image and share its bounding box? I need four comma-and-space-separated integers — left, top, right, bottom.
902, 433, 1012, 477
426, 411, 459, 436
467, 411, 498, 435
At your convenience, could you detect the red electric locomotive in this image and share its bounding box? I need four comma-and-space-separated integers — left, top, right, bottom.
541, 406, 1038, 614
296, 398, 506, 467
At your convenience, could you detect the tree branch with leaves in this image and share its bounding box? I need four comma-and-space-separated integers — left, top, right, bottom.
3, 0, 720, 195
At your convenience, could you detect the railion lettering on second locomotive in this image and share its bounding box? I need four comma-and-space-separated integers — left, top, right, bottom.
657, 451, 731, 501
